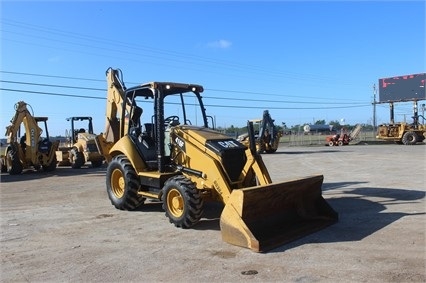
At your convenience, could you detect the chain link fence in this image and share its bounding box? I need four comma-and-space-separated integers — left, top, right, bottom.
280, 130, 377, 147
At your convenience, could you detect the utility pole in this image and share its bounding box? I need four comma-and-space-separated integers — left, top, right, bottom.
372, 84, 377, 133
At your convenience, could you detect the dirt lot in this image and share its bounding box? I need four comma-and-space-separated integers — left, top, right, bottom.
1, 144, 425, 283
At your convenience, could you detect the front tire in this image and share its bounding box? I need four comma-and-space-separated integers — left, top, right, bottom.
106, 155, 145, 210
402, 131, 417, 145
162, 175, 204, 228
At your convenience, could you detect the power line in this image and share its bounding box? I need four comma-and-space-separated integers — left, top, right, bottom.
0, 88, 371, 110
1, 18, 364, 86
0, 70, 367, 103
0, 88, 104, 100
0, 70, 103, 82
0, 80, 104, 92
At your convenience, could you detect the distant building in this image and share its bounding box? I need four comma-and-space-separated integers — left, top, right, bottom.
303, 124, 333, 134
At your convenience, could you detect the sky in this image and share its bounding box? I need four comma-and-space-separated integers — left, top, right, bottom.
0, 0, 425, 136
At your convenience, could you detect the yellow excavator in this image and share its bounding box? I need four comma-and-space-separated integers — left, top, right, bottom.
237, 110, 282, 153
1, 101, 59, 174
95, 68, 338, 252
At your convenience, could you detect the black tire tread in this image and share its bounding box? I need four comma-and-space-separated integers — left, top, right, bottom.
71, 149, 85, 169
402, 131, 417, 145
162, 175, 203, 229
106, 155, 145, 210
42, 156, 57, 172
7, 147, 23, 175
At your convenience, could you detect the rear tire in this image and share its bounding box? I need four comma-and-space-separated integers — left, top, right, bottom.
402, 131, 417, 145
6, 147, 22, 175
162, 175, 203, 228
42, 156, 57, 172
70, 148, 85, 169
0, 157, 7, 173
106, 155, 145, 210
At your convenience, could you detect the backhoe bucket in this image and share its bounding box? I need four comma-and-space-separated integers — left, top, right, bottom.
220, 175, 337, 252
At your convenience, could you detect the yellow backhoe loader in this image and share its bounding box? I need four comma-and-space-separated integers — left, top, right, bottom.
237, 110, 282, 153
96, 68, 338, 252
1, 101, 59, 175
376, 101, 426, 145
56, 116, 104, 168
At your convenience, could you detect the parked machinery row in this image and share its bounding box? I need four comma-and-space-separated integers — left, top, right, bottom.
1, 68, 338, 252
1, 102, 104, 174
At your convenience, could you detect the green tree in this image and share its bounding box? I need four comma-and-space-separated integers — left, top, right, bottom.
314, 120, 326, 125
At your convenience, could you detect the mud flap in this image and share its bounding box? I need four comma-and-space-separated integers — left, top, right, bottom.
220, 175, 338, 252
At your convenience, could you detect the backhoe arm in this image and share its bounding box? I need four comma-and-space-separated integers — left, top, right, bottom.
5, 101, 42, 148
97, 68, 140, 162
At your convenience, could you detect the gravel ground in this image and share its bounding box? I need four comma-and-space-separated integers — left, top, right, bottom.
1, 143, 425, 283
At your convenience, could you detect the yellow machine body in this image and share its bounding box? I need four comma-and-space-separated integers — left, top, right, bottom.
99, 68, 338, 252
1, 101, 59, 174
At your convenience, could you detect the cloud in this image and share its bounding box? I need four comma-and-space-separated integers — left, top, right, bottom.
207, 39, 232, 49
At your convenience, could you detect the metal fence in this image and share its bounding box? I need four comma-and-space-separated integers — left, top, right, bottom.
280, 130, 377, 147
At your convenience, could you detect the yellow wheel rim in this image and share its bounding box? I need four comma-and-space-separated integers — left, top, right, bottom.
111, 168, 125, 198
167, 188, 184, 218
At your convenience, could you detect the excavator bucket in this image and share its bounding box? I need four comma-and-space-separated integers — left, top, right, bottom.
220, 175, 338, 252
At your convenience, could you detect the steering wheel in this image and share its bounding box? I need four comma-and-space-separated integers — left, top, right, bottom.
164, 115, 180, 126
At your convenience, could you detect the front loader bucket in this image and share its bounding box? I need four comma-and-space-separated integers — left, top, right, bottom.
220, 175, 338, 252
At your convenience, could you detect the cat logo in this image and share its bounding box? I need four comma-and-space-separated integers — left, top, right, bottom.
218, 140, 240, 148
174, 136, 186, 151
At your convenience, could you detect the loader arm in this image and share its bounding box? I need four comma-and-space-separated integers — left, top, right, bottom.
243, 120, 272, 185
169, 123, 337, 252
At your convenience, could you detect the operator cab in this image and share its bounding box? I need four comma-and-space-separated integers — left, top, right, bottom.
124, 82, 208, 172
128, 106, 157, 169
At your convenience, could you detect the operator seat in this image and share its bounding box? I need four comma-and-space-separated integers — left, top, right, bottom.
131, 106, 143, 128
144, 123, 154, 139
130, 130, 157, 170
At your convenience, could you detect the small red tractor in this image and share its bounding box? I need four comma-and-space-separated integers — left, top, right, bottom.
325, 124, 361, 146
